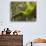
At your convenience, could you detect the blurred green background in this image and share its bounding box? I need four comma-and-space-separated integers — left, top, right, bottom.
10, 2, 36, 21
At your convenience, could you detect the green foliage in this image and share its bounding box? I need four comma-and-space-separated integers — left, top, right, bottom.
11, 2, 36, 21
22, 2, 36, 16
